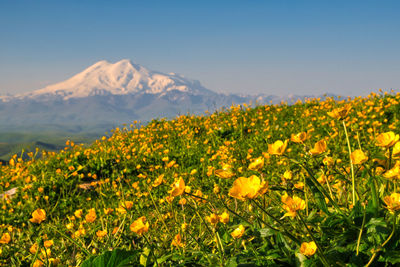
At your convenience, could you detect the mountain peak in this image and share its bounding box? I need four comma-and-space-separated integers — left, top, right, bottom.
17, 59, 213, 100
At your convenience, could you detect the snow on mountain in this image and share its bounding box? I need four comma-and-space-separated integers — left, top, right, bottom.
16, 59, 215, 100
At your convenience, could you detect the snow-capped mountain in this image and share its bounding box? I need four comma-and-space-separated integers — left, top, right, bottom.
17, 59, 214, 100
0, 59, 334, 136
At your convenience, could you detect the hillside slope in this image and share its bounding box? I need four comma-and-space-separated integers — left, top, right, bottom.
1, 92, 400, 266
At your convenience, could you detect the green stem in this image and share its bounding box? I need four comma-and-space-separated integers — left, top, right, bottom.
356, 205, 367, 255
342, 120, 356, 205
297, 160, 344, 216
148, 188, 170, 234
297, 213, 331, 266
50, 226, 91, 256
251, 199, 301, 245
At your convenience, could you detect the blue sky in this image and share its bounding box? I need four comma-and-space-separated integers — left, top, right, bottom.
0, 0, 400, 96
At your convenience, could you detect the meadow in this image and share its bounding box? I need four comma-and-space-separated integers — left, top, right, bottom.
1, 91, 400, 266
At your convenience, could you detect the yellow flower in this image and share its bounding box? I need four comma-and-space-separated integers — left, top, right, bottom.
30, 209, 46, 224
44, 240, 54, 248
213, 184, 221, 194
383, 162, 400, 180
96, 230, 107, 239
383, 193, 400, 213
294, 182, 304, 190
66, 222, 74, 230
323, 156, 334, 167
268, 140, 288, 155
219, 212, 230, 224
206, 213, 219, 225
309, 140, 327, 156
376, 131, 399, 148
33, 259, 44, 267
327, 105, 350, 120
116, 206, 127, 214
124, 201, 134, 210
291, 132, 307, 143
0, 233, 11, 244
350, 149, 368, 165
281, 193, 306, 217
228, 175, 267, 200
169, 178, 186, 197
248, 157, 264, 171
215, 164, 235, 179
171, 233, 185, 247
392, 142, 400, 158
85, 208, 97, 223
231, 225, 245, 239
166, 160, 176, 168
130, 216, 149, 235
30, 243, 38, 254
153, 174, 165, 187
74, 209, 83, 218
283, 170, 293, 180
300, 241, 317, 256
104, 208, 114, 215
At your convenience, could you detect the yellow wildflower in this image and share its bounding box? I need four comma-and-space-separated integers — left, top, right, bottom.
169, 178, 185, 197
44, 240, 54, 248
281, 193, 305, 217
130, 216, 149, 235
376, 131, 399, 148
392, 142, 400, 158
30, 243, 38, 254
309, 140, 327, 156
30, 209, 46, 224
206, 213, 219, 225
215, 164, 235, 179
291, 132, 307, 143
350, 149, 368, 165
74, 209, 83, 218
231, 225, 245, 239
268, 140, 288, 155
96, 230, 107, 239
327, 105, 350, 120
171, 233, 185, 247
248, 157, 264, 171
384, 193, 400, 213
219, 212, 230, 224
85, 208, 96, 223
300, 241, 317, 256
0, 233, 11, 244
153, 174, 165, 187
229, 175, 268, 200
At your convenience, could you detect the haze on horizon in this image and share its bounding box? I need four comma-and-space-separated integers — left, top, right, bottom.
1, 0, 400, 97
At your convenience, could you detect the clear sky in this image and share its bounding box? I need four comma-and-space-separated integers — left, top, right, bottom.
1, 0, 400, 97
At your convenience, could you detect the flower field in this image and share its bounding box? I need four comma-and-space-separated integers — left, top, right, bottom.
2, 91, 400, 266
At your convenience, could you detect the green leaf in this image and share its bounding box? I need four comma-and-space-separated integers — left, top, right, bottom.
306, 179, 329, 214
80, 249, 139, 267
140, 247, 151, 266
379, 251, 400, 264
226, 256, 238, 267
259, 227, 276, 238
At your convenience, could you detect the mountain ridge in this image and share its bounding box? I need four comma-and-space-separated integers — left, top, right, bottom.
7, 59, 214, 101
